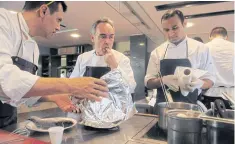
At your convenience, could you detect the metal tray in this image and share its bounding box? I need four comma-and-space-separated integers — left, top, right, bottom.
25, 117, 77, 132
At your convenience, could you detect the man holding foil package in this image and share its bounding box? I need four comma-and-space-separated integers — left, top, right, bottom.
0, 1, 108, 128
67, 17, 137, 128
145, 9, 215, 113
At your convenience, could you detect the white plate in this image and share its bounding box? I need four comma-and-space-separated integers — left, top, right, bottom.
25, 117, 77, 132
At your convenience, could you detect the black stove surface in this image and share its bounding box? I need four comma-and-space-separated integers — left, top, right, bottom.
142, 122, 234, 144
142, 122, 208, 144
142, 122, 167, 141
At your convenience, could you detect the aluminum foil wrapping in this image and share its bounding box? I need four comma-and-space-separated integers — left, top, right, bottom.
77, 69, 137, 128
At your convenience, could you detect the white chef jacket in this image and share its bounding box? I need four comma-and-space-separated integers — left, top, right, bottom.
204, 38, 234, 98
145, 37, 216, 89
0, 8, 40, 106
70, 49, 136, 93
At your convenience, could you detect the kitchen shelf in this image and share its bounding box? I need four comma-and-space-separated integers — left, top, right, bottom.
38, 44, 92, 77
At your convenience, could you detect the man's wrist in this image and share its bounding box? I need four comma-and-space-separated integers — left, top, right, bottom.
39, 95, 51, 102
64, 78, 72, 94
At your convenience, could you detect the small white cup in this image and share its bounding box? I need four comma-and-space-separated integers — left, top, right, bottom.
48, 126, 64, 144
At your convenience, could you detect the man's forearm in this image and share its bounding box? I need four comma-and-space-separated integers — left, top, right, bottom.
147, 78, 162, 89
201, 79, 213, 90
24, 78, 70, 98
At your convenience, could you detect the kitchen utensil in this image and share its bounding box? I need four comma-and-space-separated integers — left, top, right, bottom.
166, 89, 173, 103
211, 102, 215, 117
26, 117, 77, 132
157, 102, 199, 131
196, 100, 208, 112
167, 110, 203, 144
205, 109, 234, 144
167, 109, 235, 144
214, 99, 228, 118
199, 115, 234, 124
158, 72, 172, 107
9, 127, 30, 137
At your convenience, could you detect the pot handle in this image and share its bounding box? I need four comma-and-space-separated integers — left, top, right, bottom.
214, 99, 228, 118
197, 100, 207, 112
199, 115, 235, 124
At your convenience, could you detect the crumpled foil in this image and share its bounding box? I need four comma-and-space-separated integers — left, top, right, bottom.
77, 69, 137, 128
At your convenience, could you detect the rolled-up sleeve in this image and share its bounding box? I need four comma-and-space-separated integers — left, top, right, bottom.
117, 56, 136, 93
144, 50, 160, 87
199, 45, 216, 84
0, 15, 39, 103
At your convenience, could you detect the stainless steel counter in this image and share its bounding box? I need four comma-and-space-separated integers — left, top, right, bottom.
3, 108, 231, 144
2, 108, 166, 144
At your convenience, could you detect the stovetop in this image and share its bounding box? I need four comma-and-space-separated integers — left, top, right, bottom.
142, 123, 167, 141
141, 122, 234, 144
141, 122, 208, 144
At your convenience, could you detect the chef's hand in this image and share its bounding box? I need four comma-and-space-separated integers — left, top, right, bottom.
69, 77, 109, 101
162, 75, 179, 92
104, 48, 118, 70
45, 94, 80, 113
185, 76, 204, 92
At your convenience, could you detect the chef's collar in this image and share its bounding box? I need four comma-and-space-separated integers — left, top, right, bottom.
93, 49, 114, 56
167, 36, 188, 48
93, 50, 104, 57
212, 37, 225, 41
18, 13, 30, 34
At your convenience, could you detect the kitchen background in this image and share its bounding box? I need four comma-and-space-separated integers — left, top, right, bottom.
0, 1, 234, 112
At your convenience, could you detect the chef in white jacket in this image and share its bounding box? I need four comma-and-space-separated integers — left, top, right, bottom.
202, 27, 234, 108
145, 10, 215, 113
0, 1, 108, 128
70, 17, 136, 93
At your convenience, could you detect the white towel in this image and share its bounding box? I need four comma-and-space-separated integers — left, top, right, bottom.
174, 66, 208, 96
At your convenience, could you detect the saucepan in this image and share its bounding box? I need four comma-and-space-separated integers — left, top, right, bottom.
167, 110, 203, 144
205, 108, 234, 144
157, 102, 201, 131
166, 108, 234, 144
